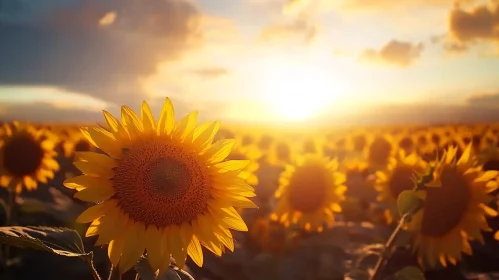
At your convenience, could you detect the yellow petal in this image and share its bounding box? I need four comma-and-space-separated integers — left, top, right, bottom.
187, 235, 203, 267
108, 237, 125, 268
103, 110, 119, 132
81, 127, 122, 159
73, 161, 114, 179
476, 171, 498, 182
64, 175, 112, 191
103, 110, 129, 141
145, 225, 164, 272
119, 222, 146, 274
76, 200, 118, 223
157, 98, 175, 135
192, 121, 220, 150
167, 225, 188, 268
214, 160, 250, 171
173, 111, 198, 141
74, 152, 118, 168
86, 219, 101, 237
74, 184, 116, 202
203, 140, 236, 164
141, 101, 156, 133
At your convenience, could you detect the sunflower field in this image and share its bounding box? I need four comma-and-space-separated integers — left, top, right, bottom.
1, 98, 499, 280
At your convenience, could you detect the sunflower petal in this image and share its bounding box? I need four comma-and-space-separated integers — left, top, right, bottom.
187, 235, 203, 267
74, 184, 116, 202
157, 98, 175, 135
141, 101, 156, 133
203, 140, 236, 164
173, 111, 198, 141
64, 175, 112, 191
81, 127, 122, 159
192, 121, 220, 150
76, 200, 118, 223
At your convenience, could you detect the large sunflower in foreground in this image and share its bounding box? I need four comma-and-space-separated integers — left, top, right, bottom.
375, 150, 427, 224
0, 122, 60, 193
271, 154, 346, 232
407, 144, 498, 268
64, 98, 257, 274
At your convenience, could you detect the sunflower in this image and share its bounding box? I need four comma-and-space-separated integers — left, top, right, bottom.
375, 150, 427, 224
0, 122, 60, 193
61, 127, 96, 158
64, 98, 257, 274
365, 134, 395, 170
226, 143, 262, 186
301, 137, 323, 154
266, 140, 294, 167
271, 154, 346, 232
407, 144, 498, 268
248, 216, 293, 255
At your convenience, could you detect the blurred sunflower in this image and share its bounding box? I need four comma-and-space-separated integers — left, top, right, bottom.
375, 151, 427, 224
248, 216, 294, 255
257, 134, 274, 151
271, 154, 346, 232
267, 140, 294, 166
407, 144, 498, 268
64, 98, 257, 274
61, 127, 96, 158
365, 134, 395, 170
0, 122, 60, 193
301, 137, 323, 154
350, 130, 370, 154
396, 134, 416, 154
226, 143, 262, 186
477, 145, 499, 172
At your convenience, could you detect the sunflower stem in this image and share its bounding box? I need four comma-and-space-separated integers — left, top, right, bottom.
3, 182, 18, 261
85, 252, 102, 280
108, 266, 121, 280
370, 208, 415, 280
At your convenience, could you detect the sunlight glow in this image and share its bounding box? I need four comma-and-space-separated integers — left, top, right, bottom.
262, 62, 346, 121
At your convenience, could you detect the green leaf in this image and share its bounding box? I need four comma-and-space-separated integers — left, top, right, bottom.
385, 266, 425, 280
397, 190, 420, 216
0, 226, 90, 259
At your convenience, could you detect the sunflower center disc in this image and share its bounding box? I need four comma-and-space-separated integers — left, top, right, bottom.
483, 160, 499, 172
288, 165, 327, 213
3, 134, 44, 177
113, 138, 211, 227
420, 167, 470, 237
388, 166, 415, 199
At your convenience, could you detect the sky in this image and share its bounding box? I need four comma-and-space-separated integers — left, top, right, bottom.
0, 0, 499, 126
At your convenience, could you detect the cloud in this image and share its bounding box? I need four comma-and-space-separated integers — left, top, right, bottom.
341, 0, 474, 11
259, 15, 317, 44
336, 103, 499, 126
0, 0, 202, 104
0, 97, 229, 124
466, 92, 499, 107
359, 40, 424, 67
447, 2, 499, 46
192, 67, 229, 78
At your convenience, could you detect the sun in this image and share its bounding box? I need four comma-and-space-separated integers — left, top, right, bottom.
262, 62, 345, 121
